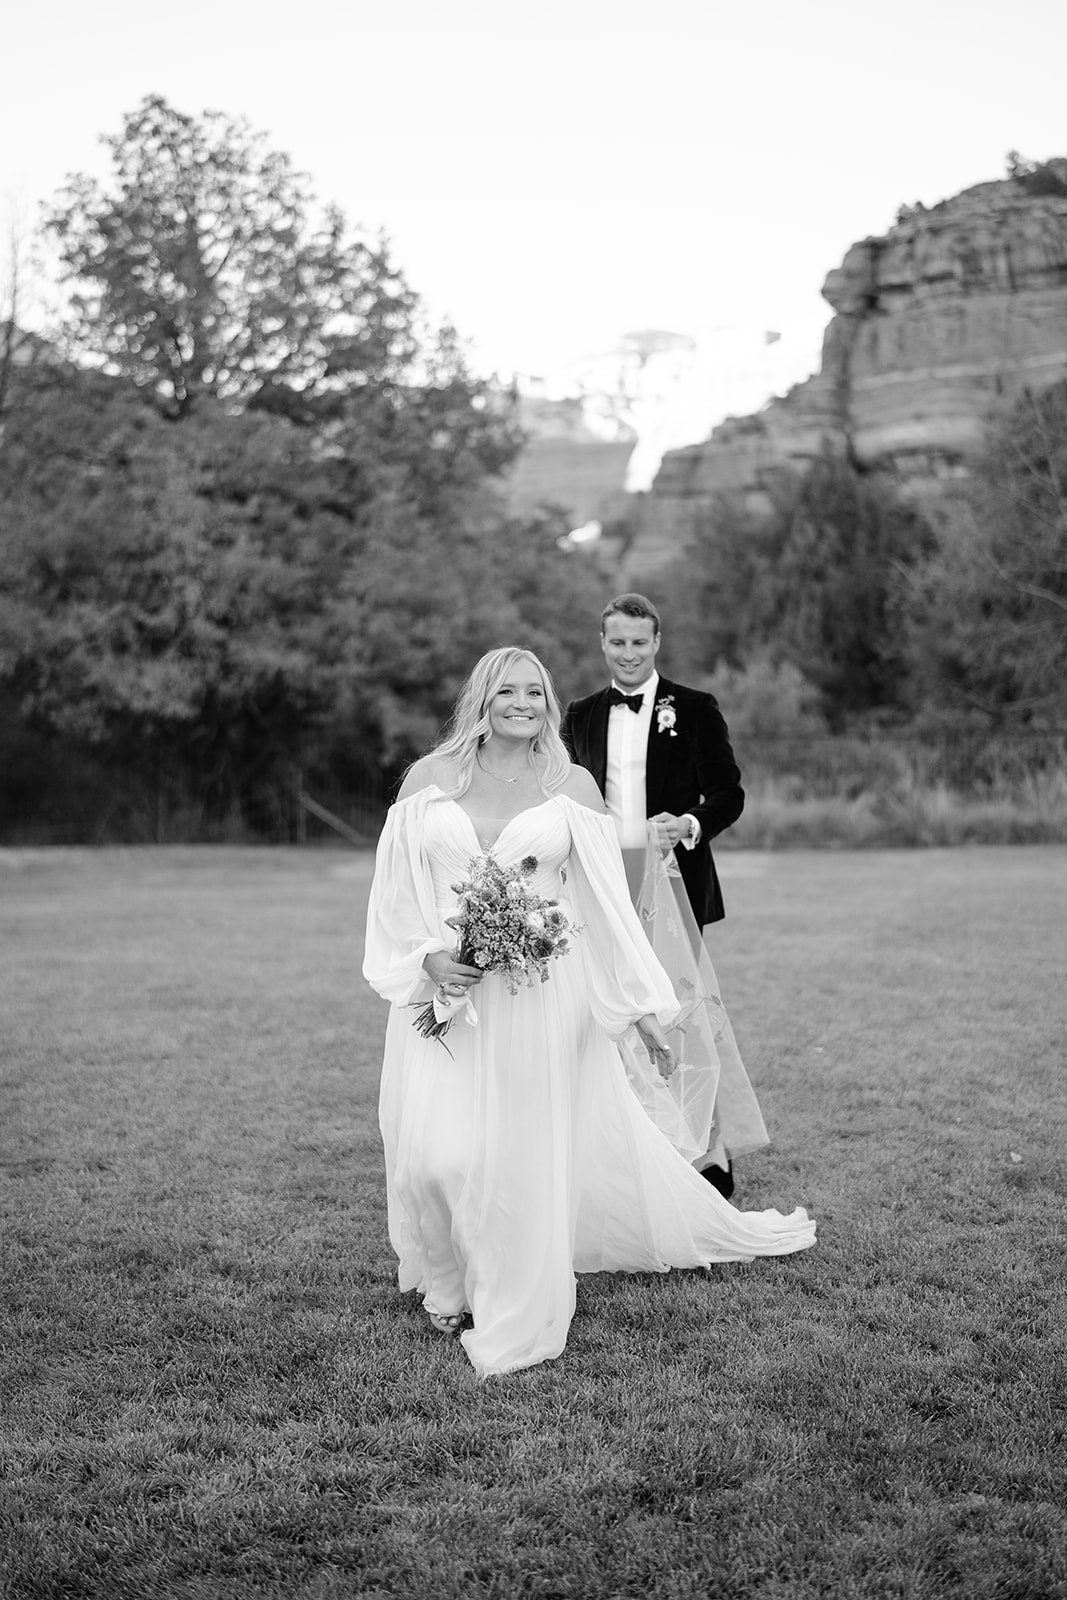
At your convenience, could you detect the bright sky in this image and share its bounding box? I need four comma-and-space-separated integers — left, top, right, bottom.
5, 0, 1066, 416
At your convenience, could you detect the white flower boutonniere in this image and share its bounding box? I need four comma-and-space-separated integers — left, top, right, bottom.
655, 695, 677, 736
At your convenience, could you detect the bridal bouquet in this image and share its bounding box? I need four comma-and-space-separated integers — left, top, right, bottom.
413, 853, 574, 1048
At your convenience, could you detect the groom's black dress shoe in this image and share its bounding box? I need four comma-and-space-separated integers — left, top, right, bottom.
700, 1162, 735, 1200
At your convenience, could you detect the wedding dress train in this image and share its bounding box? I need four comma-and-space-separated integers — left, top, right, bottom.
363, 787, 815, 1376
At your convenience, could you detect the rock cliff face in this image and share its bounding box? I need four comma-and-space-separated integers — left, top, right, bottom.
636, 165, 1067, 568
505, 393, 635, 531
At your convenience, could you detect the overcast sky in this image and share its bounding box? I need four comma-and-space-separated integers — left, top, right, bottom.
5, 0, 1066, 408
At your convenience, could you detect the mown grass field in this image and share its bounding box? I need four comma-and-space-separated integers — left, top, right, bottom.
1, 845, 1065, 1600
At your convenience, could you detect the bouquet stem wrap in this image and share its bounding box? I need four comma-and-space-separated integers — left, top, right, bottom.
432, 987, 478, 1028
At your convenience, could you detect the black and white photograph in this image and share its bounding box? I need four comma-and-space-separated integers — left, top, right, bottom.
2, 1, 1065, 1595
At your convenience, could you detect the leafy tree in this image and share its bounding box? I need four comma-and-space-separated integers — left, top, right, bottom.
0, 363, 356, 823
342, 493, 610, 774
629, 493, 778, 683
756, 455, 933, 723
0, 212, 49, 424
20, 96, 536, 822
8, 96, 611, 837
642, 457, 932, 724
323, 331, 524, 524
44, 95, 419, 416
702, 653, 828, 737
905, 382, 1067, 724
0, 357, 597, 823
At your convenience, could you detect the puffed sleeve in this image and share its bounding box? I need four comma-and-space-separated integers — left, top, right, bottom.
362, 789, 453, 1007
558, 795, 679, 1037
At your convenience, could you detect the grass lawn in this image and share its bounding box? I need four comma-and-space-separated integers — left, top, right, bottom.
1, 844, 1065, 1600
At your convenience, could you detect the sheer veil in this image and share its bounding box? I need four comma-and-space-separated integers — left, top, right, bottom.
619, 829, 770, 1166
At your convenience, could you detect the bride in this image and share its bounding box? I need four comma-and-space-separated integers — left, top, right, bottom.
363, 646, 815, 1376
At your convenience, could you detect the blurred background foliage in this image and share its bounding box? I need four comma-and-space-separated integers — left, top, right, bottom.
2, 98, 1065, 842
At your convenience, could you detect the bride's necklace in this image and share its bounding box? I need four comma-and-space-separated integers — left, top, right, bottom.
476, 752, 524, 786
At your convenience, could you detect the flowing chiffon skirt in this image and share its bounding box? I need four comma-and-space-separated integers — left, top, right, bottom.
372, 793, 815, 1377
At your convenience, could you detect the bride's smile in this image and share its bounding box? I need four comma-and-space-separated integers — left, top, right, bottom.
486, 670, 547, 744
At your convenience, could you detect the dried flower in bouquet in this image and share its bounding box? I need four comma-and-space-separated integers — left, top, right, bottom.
414, 853, 574, 1049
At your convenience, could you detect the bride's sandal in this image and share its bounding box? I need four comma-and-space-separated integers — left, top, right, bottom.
426, 1309, 465, 1337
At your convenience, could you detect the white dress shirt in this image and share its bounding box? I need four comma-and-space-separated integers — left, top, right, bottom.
604, 672, 701, 852
605, 673, 656, 849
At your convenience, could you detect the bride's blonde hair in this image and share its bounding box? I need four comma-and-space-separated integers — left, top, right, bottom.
430, 647, 572, 795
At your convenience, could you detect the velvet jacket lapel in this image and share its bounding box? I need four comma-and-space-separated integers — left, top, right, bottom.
586, 688, 612, 794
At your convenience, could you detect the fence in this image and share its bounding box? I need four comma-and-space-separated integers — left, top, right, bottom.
1, 730, 1064, 847
0, 745, 388, 848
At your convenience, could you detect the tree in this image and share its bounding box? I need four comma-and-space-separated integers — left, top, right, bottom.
321, 328, 524, 526
0, 209, 48, 424
640, 457, 932, 724
629, 493, 779, 683
755, 455, 933, 723
7, 97, 581, 835
0, 363, 358, 823
0, 354, 595, 824
44, 95, 420, 416
338, 490, 611, 774
0, 223, 20, 423
702, 654, 827, 737
905, 382, 1067, 724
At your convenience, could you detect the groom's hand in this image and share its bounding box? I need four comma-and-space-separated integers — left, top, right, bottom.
649, 811, 691, 852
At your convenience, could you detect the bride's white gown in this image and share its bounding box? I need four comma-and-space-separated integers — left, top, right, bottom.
363, 787, 815, 1377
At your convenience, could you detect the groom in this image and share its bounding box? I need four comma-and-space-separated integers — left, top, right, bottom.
561, 592, 745, 1197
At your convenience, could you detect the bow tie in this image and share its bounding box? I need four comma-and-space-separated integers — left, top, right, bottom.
609, 688, 644, 713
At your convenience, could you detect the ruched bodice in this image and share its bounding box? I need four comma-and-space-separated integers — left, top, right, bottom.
423, 798, 570, 909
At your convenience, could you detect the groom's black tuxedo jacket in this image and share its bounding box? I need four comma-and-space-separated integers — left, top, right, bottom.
561, 677, 744, 927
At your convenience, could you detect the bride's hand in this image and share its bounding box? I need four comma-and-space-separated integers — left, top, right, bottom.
423, 951, 483, 993
636, 1015, 676, 1079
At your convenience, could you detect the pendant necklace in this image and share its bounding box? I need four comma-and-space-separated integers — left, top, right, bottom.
477, 753, 521, 785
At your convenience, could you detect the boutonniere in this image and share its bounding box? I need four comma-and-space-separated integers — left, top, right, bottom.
655, 694, 677, 736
